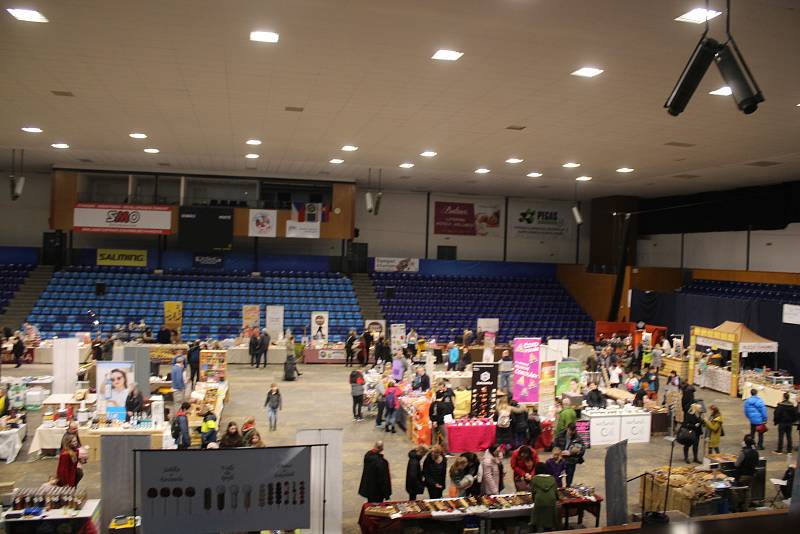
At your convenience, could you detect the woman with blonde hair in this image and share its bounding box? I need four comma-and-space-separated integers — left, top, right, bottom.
679, 403, 703, 463
448, 456, 474, 497
495, 396, 513, 453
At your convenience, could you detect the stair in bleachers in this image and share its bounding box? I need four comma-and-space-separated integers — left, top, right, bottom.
682, 279, 800, 303
0, 263, 43, 330
351, 273, 384, 322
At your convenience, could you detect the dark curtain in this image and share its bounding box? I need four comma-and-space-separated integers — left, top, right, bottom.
631, 290, 800, 380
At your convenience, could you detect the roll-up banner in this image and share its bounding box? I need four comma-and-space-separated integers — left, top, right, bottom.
512, 337, 541, 403
242, 305, 261, 329
390, 323, 406, 353
311, 311, 328, 344
470, 362, 498, 418
163, 301, 183, 330
266, 306, 285, 340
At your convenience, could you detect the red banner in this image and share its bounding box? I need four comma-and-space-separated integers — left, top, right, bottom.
434, 202, 476, 235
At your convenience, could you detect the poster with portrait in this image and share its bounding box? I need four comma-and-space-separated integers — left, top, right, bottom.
96, 360, 135, 414
364, 319, 386, 341
555, 360, 582, 397
310, 311, 328, 347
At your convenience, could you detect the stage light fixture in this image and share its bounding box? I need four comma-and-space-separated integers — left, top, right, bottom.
714, 42, 764, 114
365, 192, 374, 213
665, 37, 720, 116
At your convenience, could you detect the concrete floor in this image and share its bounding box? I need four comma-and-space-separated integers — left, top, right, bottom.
1, 362, 795, 533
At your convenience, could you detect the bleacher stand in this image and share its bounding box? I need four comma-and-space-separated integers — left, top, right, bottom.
0, 264, 35, 316
682, 279, 800, 304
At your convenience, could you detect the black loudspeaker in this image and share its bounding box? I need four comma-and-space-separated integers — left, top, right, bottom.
42, 231, 65, 266
384, 286, 396, 299
95, 282, 107, 296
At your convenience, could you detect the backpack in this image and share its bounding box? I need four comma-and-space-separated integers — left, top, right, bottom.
385, 388, 397, 408
171, 417, 181, 440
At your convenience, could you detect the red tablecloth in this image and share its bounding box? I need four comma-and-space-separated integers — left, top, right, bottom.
446, 422, 496, 453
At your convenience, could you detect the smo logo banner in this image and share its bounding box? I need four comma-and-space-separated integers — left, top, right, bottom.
105, 209, 141, 224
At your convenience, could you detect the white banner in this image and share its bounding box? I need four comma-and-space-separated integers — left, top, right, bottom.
286, 220, 320, 239
73, 203, 172, 234
248, 209, 277, 237
311, 311, 329, 345
509, 200, 575, 239
783, 303, 800, 325
374, 257, 420, 272
547, 338, 570, 361
477, 318, 499, 333
136, 447, 311, 533
266, 306, 284, 340
390, 323, 406, 353
364, 319, 386, 340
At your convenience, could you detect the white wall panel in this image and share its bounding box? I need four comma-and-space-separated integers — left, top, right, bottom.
637, 234, 683, 268
683, 231, 748, 270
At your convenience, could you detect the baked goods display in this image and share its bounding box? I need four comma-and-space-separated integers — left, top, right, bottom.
363, 493, 534, 519
648, 465, 732, 501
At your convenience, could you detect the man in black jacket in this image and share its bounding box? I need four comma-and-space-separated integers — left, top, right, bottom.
429, 384, 454, 452
359, 441, 391, 503
248, 331, 260, 367
773, 392, 797, 453
258, 329, 270, 368
734, 434, 759, 511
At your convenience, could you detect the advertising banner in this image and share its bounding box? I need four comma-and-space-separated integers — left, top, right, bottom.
242, 305, 261, 330
470, 362, 499, 418
96, 248, 148, 267
510, 201, 574, 239
248, 209, 278, 238
555, 360, 583, 396
136, 447, 312, 533
433, 201, 501, 237
477, 318, 500, 334
390, 323, 406, 353
163, 301, 183, 330
266, 306, 285, 340
538, 360, 557, 414
512, 337, 541, 403
310, 311, 328, 344
286, 220, 321, 239
374, 257, 420, 272
192, 253, 224, 269
364, 319, 386, 341
96, 361, 135, 415
74, 203, 172, 234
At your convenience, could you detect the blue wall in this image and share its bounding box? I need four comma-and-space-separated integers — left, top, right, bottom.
0, 247, 40, 264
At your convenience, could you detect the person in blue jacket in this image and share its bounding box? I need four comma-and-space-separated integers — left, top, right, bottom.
743, 389, 768, 450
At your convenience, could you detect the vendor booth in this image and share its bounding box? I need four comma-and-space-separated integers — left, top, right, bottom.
690, 321, 779, 397
594, 321, 635, 342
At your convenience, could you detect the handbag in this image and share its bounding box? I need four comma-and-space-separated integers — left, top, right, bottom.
755, 423, 768, 434
720, 424, 725, 437
676, 427, 695, 445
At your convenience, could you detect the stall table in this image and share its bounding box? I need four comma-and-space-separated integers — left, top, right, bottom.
445, 420, 496, 453
698, 366, 733, 394
28, 425, 70, 457
42, 393, 97, 409
1, 498, 101, 534
32, 344, 92, 364
303, 346, 345, 364
742, 381, 797, 407
81, 424, 169, 461
226, 344, 287, 365
0, 424, 27, 463
560, 494, 603, 529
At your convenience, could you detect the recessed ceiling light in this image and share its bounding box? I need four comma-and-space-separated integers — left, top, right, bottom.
250, 31, 279, 43
244, 153, 259, 159
432, 49, 463, 61
129, 132, 147, 139
329, 158, 344, 164
246, 139, 262, 146
144, 148, 160, 154
570, 67, 604, 78
6, 8, 48, 23
576, 176, 592, 182
399, 163, 415, 169
420, 150, 437, 157
562, 162, 581, 168
526, 172, 543, 178
616, 167, 635, 173
505, 157, 524, 164
709, 86, 732, 96
21, 127, 42, 133
674, 8, 722, 24
341, 145, 359, 152
474, 168, 490, 174
51, 143, 69, 149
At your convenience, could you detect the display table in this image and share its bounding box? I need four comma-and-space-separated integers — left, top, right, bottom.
226, 344, 288, 365
28, 425, 70, 457
583, 407, 651, 446
82, 424, 169, 461
0, 424, 27, 463
1, 498, 101, 534
559, 493, 603, 529
446, 420, 496, 453
303, 346, 346, 364
42, 393, 97, 409
659, 356, 689, 380
697, 366, 733, 394
1, 376, 54, 388
33, 344, 92, 364
743, 381, 797, 407
601, 387, 634, 404
432, 371, 471, 389
619, 411, 651, 444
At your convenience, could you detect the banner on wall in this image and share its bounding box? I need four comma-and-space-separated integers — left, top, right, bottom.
136, 447, 312, 533
555, 360, 583, 396
433, 201, 501, 237
96, 360, 135, 416
783, 303, 800, 325
163, 301, 183, 330
248, 209, 278, 237
364, 319, 386, 340
266, 306, 285, 340
192, 253, 223, 269
390, 323, 406, 353
374, 257, 420, 272
286, 220, 321, 239
242, 305, 261, 329
311, 311, 328, 344
96, 248, 147, 267
470, 362, 499, 418
512, 337, 541, 403
510, 201, 574, 239
74, 203, 172, 234
477, 318, 500, 333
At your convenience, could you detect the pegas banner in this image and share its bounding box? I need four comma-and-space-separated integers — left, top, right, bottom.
192, 253, 224, 269
96, 248, 147, 267
242, 305, 261, 330
163, 301, 183, 330
470, 362, 499, 418
248, 209, 278, 238
374, 257, 420, 272
74, 203, 172, 234
512, 337, 541, 403
510, 200, 575, 239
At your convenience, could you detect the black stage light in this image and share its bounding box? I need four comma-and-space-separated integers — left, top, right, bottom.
665, 37, 720, 116
714, 42, 764, 114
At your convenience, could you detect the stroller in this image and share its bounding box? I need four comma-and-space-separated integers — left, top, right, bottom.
284, 354, 300, 381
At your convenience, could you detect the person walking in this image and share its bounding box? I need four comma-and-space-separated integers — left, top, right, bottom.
744, 389, 768, 450
171, 356, 187, 409
680, 403, 703, 463
359, 441, 391, 503
423, 445, 447, 498
510, 445, 538, 491
383, 380, 400, 433
498, 350, 513, 398
187, 340, 201, 386
703, 405, 724, 455
349, 370, 365, 421
481, 445, 502, 495
219, 421, 244, 448
554, 423, 586, 486
446, 342, 460, 371
258, 329, 270, 367
173, 402, 191, 450
774, 392, 797, 453
264, 383, 282, 431
405, 445, 427, 500
345, 330, 357, 367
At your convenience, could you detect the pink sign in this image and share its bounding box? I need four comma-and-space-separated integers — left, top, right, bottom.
512, 337, 541, 403
434, 202, 476, 235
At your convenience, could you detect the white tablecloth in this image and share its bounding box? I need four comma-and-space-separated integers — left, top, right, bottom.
0, 424, 27, 463
28, 425, 69, 456
226, 345, 287, 364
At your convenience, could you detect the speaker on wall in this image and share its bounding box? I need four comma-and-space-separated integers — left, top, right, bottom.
384, 286, 396, 299
42, 231, 65, 266
95, 282, 107, 296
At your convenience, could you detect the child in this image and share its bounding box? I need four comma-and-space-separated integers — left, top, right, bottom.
264, 383, 282, 431
545, 448, 567, 488
200, 406, 218, 448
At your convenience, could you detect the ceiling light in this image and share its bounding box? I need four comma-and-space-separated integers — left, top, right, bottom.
144, 148, 160, 154
21, 127, 42, 133
246, 139, 262, 145
51, 143, 69, 149
576, 176, 592, 181
505, 158, 524, 164
571, 67, 604, 78
399, 163, 415, 169
562, 162, 581, 168
6, 8, 48, 23
474, 168, 490, 174
129, 132, 147, 139
616, 167, 635, 173
526, 172, 543, 178
674, 8, 722, 24
329, 158, 344, 164
420, 150, 437, 157
709, 86, 732, 96
341, 145, 359, 152
432, 49, 463, 61
244, 153, 259, 159
250, 31, 279, 43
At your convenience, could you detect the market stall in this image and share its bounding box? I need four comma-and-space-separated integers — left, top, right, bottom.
594, 321, 635, 342
226, 343, 288, 365
583, 405, 652, 446
1, 494, 99, 534
640, 466, 730, 517
303, 344, 346, 364
0, 420, 27, 463
445, 418, 496, 453
741, 371, 796, 407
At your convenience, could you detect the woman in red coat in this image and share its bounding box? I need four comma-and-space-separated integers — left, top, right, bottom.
57, 435, 81, 487
510, 445, 538, 491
